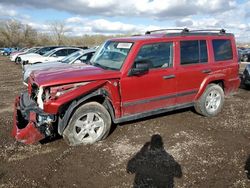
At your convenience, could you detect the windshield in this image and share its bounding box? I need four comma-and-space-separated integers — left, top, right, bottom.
90, 41, 132, 70
61, 51, 82, 64
28, 47, 40, 53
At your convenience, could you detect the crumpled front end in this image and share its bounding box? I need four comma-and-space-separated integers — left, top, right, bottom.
12, 92, 56, 144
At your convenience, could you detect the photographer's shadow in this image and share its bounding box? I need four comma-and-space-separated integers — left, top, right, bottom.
245, 155, 250, 179
127, 134, 182, 188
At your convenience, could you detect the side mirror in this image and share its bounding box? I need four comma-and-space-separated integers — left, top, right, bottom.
52, 54, 57, 57
129, 60, 150, 76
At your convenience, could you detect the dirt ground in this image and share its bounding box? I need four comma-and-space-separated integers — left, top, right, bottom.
0, 55, 249, 188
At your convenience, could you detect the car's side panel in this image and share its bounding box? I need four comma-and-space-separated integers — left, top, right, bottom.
174, 38, 212, 104
119, 40, 177, 116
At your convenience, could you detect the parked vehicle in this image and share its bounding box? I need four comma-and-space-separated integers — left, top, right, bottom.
242, 64, 250, 88
13, 28, 240, 145
239, 48, 250, 62
10, 47, 40, 62
2, 48, 19, 56
17, 46, 65, 64
0, 48, 5, 55
23, 49, 96, 84
21, 47, 81, 65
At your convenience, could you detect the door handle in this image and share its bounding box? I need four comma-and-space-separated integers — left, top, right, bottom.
202, 69, 212, 74
163, 74, 175, 80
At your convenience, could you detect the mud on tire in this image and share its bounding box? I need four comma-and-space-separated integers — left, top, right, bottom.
63, 102, 111, 146
194, 84, 224, 117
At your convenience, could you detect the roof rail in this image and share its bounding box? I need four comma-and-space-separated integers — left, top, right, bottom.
145, 28, 189, 35
145, 28, 226, 35
189, 29, 226, 34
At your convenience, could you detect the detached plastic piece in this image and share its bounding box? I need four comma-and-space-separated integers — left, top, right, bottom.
12, 96, 45, 144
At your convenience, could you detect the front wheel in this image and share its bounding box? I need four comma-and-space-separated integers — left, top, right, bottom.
63, 102, 111, 146
194, 84, 224, 117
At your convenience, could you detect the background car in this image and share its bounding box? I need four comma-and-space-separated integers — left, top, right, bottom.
239, 48, 250, 62
22, 49, 96, 84
242, 64, 250, 88
2, 47, 19, 56
22, 47, 81, 65
17, 46, 65, 64
0, 48, 5, 55
11, 47, 41, 63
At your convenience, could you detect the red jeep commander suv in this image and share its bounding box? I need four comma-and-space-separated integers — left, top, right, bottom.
13, 28, 240, 145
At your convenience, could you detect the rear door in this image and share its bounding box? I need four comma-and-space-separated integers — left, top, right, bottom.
120, 41, 177, 116
175, 40, 211, 104
210, 38, 239, 93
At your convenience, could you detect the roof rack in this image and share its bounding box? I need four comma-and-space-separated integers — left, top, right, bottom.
145, 28, 226, 35
189, 29, 226, 34
145, 28, 189, 35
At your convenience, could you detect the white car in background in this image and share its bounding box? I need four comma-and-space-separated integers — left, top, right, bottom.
21, 47, 80, 65
23, 49, 96, 84
10, 47, 41, 62
17, 46, 66, 64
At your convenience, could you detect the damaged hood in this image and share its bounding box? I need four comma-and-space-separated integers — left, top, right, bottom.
31, 64, 121, 87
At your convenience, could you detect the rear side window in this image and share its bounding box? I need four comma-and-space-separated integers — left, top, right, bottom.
135, 42, 173, 69
180, 40, 208, 65
212, 39, 233, 61
54, 49, 68, 56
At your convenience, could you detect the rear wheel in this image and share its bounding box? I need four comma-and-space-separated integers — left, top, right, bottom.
63, 102, 111, 146
194, 84, 224, 117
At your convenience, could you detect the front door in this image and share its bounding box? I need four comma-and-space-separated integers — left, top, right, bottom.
120, 41, 177, 116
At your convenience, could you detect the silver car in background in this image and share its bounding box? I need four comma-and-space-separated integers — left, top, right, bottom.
23, 49, 96, 85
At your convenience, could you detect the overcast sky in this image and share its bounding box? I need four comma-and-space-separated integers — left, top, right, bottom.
0, 0, 249, 42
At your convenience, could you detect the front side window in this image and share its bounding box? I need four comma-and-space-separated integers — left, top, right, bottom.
135, 42, 173, 69
91, 41, 133, 70
212, 39, 233, 61
180, 40, 208, 65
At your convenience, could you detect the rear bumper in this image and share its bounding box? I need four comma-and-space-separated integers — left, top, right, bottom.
12, 92, 55, 144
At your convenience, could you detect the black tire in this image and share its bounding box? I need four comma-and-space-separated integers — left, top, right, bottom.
63, 102, 111, 146
15, 57, 19, 64
194, 84, 224, 117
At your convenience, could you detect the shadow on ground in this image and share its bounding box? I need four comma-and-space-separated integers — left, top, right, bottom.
127, 134, 182, 188
245, 155, 250, 179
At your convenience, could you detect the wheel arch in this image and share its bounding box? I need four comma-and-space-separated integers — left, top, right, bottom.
195, 75, 225, 100
57, 89, 115, 135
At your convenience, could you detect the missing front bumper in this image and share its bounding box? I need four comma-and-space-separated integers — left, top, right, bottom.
12, 93, 55, 144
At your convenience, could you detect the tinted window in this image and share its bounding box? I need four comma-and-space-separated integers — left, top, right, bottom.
54, 49, 68, 56
212, 39, 233, 61
135, 42, 173, 69
180, 40, 208, 65
200, 40, 208, 63
67, 49, 79, 55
